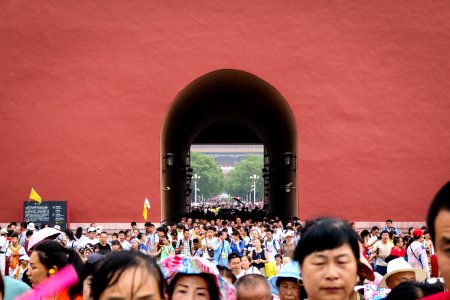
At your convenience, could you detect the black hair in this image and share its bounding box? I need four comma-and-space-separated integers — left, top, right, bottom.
385, 255, 399, 263
388, 231, 395, 240
393, 236, 402, 245
65, 229, 74, 241
80, 253, 105, 298
360, 229, 370, 239
294, 217, 360, 265
111, 240, 122, 250
207, 226, 216, 232
386, 281, 444, 300
386, 219, 393, 224
228, 252, 240, 262
402, 235, 410, 244
33, 240, 84, 297
168, 273, 219, 300
26, 230, 34, 238
156, 226, 168, 234
144, 221, 153, 227
75, 227, 83, 239
10, 232, 19, 239
91, 251, 164, 300
131, 221, 137, 226
408, 227, 414, 235
380, 230, 390, 236
137, 233, 143, 240
217, 265, 236, 284
426, 181, 450, 242
371, 226, 379, 233
118, 230, 125, 235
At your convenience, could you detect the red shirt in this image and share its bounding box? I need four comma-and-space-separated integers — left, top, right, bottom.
390, 247, 406, 258
421, 292, 450, 300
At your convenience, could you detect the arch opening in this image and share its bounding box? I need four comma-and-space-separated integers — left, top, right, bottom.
161, 69, 298, 222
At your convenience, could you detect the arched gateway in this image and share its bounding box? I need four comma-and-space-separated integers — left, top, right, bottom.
161, 69, 298, 222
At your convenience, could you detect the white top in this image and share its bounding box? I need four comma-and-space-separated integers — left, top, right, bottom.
236, 266, 261, 279
79, 236, 99, 247
264, 238, 281, 261
201, 237, 217, 259
120, 240, 130, 250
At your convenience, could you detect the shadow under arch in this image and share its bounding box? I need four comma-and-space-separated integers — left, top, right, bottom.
161, 69, 298, 222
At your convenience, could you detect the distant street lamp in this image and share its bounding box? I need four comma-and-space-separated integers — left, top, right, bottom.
250, 174, 259, 204
193, 174, 201, 203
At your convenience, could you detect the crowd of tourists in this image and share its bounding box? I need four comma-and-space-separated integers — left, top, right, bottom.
0, 181, 449, 300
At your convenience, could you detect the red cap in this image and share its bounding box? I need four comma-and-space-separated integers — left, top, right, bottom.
412, 228, 423, 238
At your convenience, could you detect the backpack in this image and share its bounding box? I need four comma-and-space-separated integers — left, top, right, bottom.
264, 239, 278, 252
176, 239, 193, 254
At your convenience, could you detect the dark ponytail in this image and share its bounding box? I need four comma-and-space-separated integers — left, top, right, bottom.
33, 240, 84, 298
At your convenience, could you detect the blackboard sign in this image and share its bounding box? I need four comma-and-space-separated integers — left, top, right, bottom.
23, 201, 68, 231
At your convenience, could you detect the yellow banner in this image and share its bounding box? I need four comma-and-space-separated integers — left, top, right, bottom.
29, 188, 42, 203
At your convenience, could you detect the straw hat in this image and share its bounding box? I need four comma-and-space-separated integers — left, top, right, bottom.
379, 257, 428, 288
268, 261, 302, 295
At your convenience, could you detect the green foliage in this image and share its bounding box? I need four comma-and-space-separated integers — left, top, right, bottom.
190, 152, 224, 199
223, 154, 263, 200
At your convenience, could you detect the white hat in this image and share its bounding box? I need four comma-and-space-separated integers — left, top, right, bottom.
54, 225, 61, 231
379, 257, 428, 288
87, 227, 96, 233
19, 254, 30, 261
96, 225, 103, 234
1, 228, 7, 234
27, 222, 35, 231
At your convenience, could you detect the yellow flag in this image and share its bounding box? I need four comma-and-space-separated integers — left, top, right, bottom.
29, 188, 42, 203
143, 198, 150, 220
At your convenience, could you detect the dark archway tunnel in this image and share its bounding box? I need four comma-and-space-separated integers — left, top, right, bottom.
161, 69, 298, 222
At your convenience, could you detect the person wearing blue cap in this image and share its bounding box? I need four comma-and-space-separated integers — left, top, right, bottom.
268, 261, 305, 300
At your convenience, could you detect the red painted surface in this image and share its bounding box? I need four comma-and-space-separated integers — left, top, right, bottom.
1, 1, 450, 223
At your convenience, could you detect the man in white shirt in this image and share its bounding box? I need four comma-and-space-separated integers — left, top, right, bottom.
18, 223, 35, 247
118, 230, 130, 250
264, 229, 281, 261
144, 222, 158, 255
79, 227, 99, 248
201, 226, 217, 261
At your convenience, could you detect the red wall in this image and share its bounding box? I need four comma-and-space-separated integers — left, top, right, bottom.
1, 1, 449, 223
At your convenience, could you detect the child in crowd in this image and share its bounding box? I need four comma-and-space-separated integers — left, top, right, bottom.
13, 255, 29, 282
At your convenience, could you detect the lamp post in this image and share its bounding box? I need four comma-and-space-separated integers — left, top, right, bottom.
193, 174, 201, 204
250, 174, 259, 204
